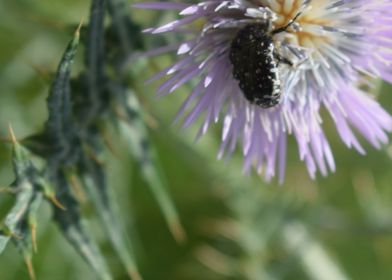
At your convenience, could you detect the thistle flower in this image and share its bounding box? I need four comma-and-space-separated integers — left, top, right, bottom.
136, 0, 392, 182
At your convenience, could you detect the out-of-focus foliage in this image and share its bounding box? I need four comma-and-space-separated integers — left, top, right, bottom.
0, 0, 182, 279
1, 0, 392, 280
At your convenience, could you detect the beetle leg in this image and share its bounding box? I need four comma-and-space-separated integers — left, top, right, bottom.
274, 51, 293, 67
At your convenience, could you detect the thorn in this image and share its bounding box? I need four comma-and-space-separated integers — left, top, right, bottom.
24, 256, 36, 280
69, 174, 86, 203
23, 13, 68, 32
0, 186, 13, 194
194, 246, 233, 276
31, 224, 38, 253
49, 195, 67, 211
8, 123, 17, 144
84, 146, 105, 166
145, 114, 159, 129
76, 16, 85, 37
101, 128, 120, 158
11, 231, 23, 240
127, 268, 143, 280
0, 225, 12, 237
0, 136, 14, 143
115, 107, 132, 125
169, 220, 187, 245
28, 63, 52, 83
115, 104, 158, 130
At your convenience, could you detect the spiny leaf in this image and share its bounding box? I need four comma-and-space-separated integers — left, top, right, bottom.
54, 176, 112, 280
118, 91, 185, 243
0, 181, 34, 254
107, 0, 145, 57
24, 254, 36, 280
9, 126, 36, 181
281, 221, 349, 280
0, 128, 37, 254
35, 177, 66, 211
82, 0, 107, 124
12, 193, 43, 280
0, 129, 45, 280
46, 24, 80, 148
79, 152, 142, 280
24, 24, 81, 158
26, 192, 43, 254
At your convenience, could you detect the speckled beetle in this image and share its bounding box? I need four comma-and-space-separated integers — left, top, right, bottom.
229, 12, 302, 108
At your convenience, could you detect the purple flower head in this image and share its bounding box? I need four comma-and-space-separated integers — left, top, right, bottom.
135, 0, 392, 182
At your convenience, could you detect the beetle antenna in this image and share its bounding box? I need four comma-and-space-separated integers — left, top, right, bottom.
272, 11, 303, 34
273, 0, 312, 34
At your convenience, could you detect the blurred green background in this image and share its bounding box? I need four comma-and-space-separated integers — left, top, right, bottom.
1, 0, 392, 279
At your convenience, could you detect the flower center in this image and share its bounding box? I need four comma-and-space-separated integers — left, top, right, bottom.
270, 0, 331, 49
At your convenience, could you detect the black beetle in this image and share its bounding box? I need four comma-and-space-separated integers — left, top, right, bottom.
229, 12, 302, 108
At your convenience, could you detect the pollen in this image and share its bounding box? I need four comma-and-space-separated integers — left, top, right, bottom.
270, 0, 332, 48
